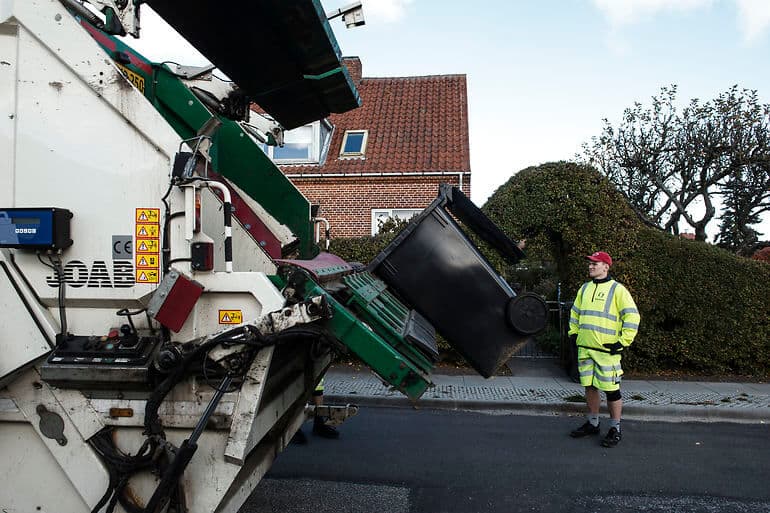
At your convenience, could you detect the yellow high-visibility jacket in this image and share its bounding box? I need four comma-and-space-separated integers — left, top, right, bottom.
568, 277, 640, 351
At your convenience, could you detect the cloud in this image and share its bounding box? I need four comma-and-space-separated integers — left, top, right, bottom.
362, 0, 414, 23
593, 0, 770, 47
734, 0, 770, 42
591, 0, 710, 55
592, 0, 714, 26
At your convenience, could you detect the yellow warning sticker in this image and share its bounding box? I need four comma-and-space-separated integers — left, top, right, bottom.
218, 310, 243, 325
136, 223, 160, 239
135, 208, 160, 223
135, 269, 159, 284
136, 239, 159, 254
135, 254, 159, 269
135, 208, 161, 284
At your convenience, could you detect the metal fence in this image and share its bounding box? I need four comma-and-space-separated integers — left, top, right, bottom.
510, 300, 573, 363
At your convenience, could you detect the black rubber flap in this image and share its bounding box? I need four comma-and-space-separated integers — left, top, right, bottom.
145, 0, 361, 129
369, 203, 528, 378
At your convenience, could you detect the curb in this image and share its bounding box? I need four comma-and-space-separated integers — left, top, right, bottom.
324, 394, 770, 424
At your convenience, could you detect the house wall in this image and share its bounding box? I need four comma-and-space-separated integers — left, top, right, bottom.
289, 175, 471, 238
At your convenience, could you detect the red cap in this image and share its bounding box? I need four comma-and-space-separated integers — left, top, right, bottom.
586, 251, 612, 266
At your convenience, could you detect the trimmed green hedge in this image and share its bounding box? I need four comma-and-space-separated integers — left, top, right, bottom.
328, 218, 406, 266
482, 161, 770, 376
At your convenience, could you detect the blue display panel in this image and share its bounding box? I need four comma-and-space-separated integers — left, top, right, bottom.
0, 208, 72, 249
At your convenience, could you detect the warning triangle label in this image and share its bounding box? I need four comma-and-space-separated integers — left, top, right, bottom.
139, 227, 148, 236
137, 272, 148, 282
139, 212, 148, 221
139, 257, 148, 266
222, 313, 231, 322
138, 242, 148, 251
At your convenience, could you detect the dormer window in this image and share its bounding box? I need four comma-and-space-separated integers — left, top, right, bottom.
340, 130, 368, 158
274, 125, 313, 161
259, 120, 332, 165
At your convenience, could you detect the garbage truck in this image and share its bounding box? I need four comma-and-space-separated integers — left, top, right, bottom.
0, 1, 548, 512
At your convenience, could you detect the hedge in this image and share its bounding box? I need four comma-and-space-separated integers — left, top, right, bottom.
328, 218, 407, 266
482, 161, 770, 376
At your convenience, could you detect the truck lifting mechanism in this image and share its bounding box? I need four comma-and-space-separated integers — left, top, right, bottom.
0, 1, 547, 512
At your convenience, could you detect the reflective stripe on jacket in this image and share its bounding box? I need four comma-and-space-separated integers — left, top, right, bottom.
567, 279, 639, 350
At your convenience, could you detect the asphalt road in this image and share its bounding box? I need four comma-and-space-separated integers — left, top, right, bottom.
239, 407, 770, 513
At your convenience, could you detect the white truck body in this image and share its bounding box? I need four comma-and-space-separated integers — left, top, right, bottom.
0, 2, 329, 511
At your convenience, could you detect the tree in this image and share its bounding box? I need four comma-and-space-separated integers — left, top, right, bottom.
580, 85, 770, 251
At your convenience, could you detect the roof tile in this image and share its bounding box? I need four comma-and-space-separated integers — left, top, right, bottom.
282, 71, 470, 175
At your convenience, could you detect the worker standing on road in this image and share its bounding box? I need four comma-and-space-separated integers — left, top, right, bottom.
568, 251, 640, 448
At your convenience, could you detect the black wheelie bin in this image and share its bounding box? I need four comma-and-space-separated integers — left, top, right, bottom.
368, 184, 548, 378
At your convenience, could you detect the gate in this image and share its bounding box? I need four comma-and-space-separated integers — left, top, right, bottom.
510, 300, 574, 367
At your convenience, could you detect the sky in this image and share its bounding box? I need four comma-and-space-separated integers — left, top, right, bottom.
124, 0, 770, 240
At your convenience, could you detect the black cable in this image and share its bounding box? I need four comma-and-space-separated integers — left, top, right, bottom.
160, 182, 173, 272
45, 252, 68, 341
143, 329, 247, 437
167, 258, 193, 265
158, 60, 183, 69
144, 324, 328, 435
202, 350, 241, 393
144, 310, 156, 335
116, 308, 147, 315
89, 429, 159, 513
36, 252, 56, 270
259, 325, 333, 348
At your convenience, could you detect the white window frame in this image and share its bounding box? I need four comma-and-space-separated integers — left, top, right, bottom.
340, 129, 368, 159
260, 120, 332, 165
371, 208, 422, 235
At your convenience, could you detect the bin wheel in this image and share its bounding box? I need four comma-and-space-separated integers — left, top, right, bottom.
506, 293, 548, 335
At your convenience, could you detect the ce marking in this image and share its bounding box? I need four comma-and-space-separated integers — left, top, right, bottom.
112, 235, 134, 259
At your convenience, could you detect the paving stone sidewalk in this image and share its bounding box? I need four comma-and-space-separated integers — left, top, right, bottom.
323, 364, 770, 423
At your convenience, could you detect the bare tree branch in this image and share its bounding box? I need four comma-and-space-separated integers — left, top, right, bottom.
578, 85, 770, 249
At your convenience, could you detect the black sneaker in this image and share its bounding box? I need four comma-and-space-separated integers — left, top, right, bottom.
570, 421, 600, 438
312, 416, 340, 439
290, 429, 308, 445
601, 427, 622, 447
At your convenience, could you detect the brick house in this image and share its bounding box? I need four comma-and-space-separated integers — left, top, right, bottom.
259, 57, 471, 238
